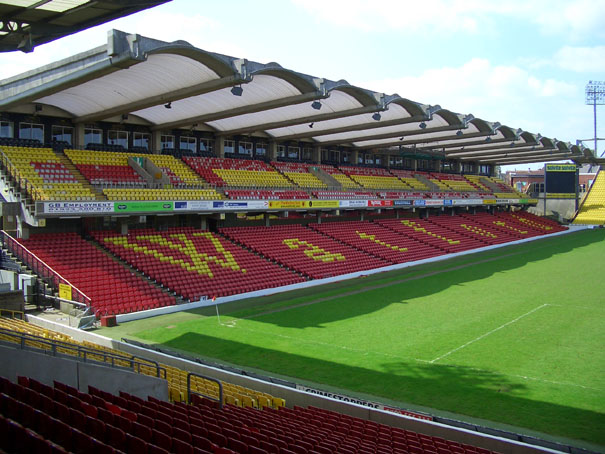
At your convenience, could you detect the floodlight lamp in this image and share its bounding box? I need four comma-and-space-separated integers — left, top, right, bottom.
455, 130, 463, 136
419, 122, 427, 129
485, 136, 492, 142
311, 101, 322, 110
309, 123, 314, 129
231, 85, 244, 96
372, 113, 381, 121
164, 102, 172, 109
399, 137, 404, 141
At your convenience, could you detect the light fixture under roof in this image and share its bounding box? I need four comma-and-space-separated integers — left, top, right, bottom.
164, 102, 172, 109
230, 85, 243, 96
372, 113, 381, 121
485, 136, 492, 142
419, 122, 427, 129
456, 130, 463, 136
311, 101, 322, 110
309, 123, 314, 128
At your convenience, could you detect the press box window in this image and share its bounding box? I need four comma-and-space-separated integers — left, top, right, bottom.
52, 125, 73, 145
180, 136, 196, 152
108, 130, 128, 148
0, 121, 13, 138
84, 127, 102, 146
133, 132, 150, 150
19, 122, 44, 142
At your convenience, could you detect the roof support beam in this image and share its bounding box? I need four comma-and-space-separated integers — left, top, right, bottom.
321, 124, 465, 148
272, 114, 429, 142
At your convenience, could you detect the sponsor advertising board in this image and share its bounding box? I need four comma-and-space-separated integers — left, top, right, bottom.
44, 202, 114, 214
295, 385, 432, 421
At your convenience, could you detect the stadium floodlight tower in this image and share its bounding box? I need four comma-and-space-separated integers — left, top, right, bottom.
585, 80, 605, 156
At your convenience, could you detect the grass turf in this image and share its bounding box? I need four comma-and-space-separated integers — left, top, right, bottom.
101, 228, 605, 448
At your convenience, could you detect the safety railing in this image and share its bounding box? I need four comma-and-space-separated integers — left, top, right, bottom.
0, 327, 165, 378
187, 371, 223, 408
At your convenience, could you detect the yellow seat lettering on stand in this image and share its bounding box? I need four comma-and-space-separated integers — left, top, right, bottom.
511, 214, 552, 231
493, 220, 528, 235
400, 220, 460, 245
459, 224, 497, 238
356, 231, 408, 252
283, 238, 345, 262
104, 232, 245, 278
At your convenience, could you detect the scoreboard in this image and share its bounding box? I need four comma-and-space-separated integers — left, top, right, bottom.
545, 164, 577, 198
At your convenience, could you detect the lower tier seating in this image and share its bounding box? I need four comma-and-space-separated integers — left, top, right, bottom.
0, 374, 499, 454
17, 233, 174, 316
93, 227, 305, 301
308, 221, 445, 264
220, 224, 390, 279
375, 218, 487, 254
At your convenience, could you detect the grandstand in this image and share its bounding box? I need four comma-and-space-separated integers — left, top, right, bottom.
573, 171, 605, 225
0, 24, 603, 454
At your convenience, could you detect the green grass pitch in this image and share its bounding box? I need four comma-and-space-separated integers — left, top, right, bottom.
102, 229, 605, 448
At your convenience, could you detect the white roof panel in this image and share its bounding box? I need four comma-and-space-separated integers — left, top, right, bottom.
36, 53, 220, 117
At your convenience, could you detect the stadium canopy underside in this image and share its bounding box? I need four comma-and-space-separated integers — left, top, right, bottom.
0, 0, 169, 53
0, 29, 592, 166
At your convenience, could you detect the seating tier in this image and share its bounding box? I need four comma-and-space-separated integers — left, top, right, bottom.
17, 233, 174, 316
309, 221, 445, 263
94, 227, 305, 301
220, 224, 390, 279
2, 147, 96, 201
574, 171, 605, 225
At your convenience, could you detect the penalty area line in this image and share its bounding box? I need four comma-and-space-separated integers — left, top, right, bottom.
429, 303, 549, 364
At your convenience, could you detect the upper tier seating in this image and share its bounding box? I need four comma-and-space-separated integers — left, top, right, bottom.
147, 154, 206, 187
271, 161, 328, 189
64, 149, 146, 187
464, 175, 491, 192
17, 232, 174, 316
309, 221, 445, 264
1, 147, 97, 201
313, 190, 376, 199
429, 173, 478, 192
94, 227, 305, 301
339, 166, 410, 190
573, 171, 605, 225
376, 218, 487, 254
103, 188, 222, 201
220, 224, 390, 279
0, 317, 285, 409
1, 374, 499, 454
315, 164, 361, 189
224, 189, 309, 200
388, 169, 430, 190
184, 157, 294, 188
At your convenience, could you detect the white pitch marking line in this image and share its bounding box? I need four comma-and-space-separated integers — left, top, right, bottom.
430, 304, 549, 364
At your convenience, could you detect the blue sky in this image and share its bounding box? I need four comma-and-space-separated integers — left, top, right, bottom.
2, 0, 604, 170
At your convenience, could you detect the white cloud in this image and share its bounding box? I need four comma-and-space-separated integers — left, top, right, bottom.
291, 0, 605, 39
553, 46, 605, 73
358, 58, 584, 142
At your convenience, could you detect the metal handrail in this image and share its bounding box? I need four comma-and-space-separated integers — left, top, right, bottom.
187, 371, 223, 408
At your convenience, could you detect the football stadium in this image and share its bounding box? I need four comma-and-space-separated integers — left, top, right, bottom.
0, 2, 604, 454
